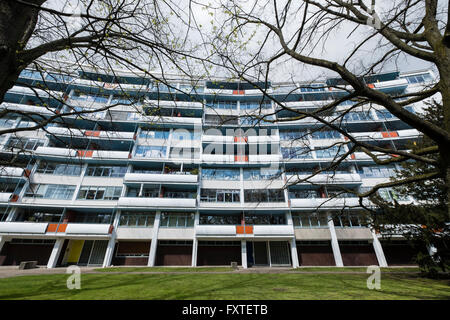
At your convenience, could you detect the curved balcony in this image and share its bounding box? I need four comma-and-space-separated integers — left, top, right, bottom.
118, 197, 196, 208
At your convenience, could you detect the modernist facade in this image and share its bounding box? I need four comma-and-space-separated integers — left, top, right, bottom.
0, 64, 435, 268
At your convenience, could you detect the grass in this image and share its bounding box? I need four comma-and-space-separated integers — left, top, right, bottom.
0, 272, 448, 300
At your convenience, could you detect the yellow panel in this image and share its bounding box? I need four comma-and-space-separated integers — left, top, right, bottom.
67, 240, 85, 263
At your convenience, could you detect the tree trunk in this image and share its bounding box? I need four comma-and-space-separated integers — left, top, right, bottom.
0, 0, 44, 103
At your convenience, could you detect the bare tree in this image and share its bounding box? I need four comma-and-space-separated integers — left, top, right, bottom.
201, 0, 449, 216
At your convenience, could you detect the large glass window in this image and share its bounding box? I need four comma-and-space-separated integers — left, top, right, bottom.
310, 130, 341, 140
139, 129, 169, 140
159, 213, 195, 228
25, 184, 76, 200
244, 189, 285, 202
289, 189, 320, 199
119, 212, 155, 227
135, 145, 167, 158
281, 147, 312, 159
77, 186, 122, 200
199, 213, 241, 225
5, 137, 45, 150
315, 146, 345, 159
292, 212, 329, 228
85, 165, 127, 177
201, 168, 240, 181
243, 169, 281, 180
37, 162, 82, 176
200, 189, 240, 202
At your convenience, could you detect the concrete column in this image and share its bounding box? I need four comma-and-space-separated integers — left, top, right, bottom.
371, 230, 388, 267
191, 212, 199, 267
148, 211, 161, 266
328, 215, 344, 267
241, 240, 247, 269
0, 236, 6, 254
427, 244, 438, 262
290, 238, 299, 268
102, 211, 121, 268
47, 238, 64, 268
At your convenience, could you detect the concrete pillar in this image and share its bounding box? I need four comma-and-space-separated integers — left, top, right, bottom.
241, 240, 247, 269
102, 211, 121, 268
328, 215, 344, 267
191, 212, 199, 267
148, 211, 161, 266
371, 230, 388, 267
290, 238, 299, 268
427, 244, 438, 262
47, 238, 64, 268
0, 236, 6, 254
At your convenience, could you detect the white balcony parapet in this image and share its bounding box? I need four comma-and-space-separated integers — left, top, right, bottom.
65, 223, 112, 235
45, 127, 135, 140
290, 197, 368, 208
0, 102, 55, 115
248, 154, 282, 163
118, 197, 196, 208
253, 225, 294, 237
202, 135, 234, 144
0, 167, 24, 178
124, 172, 198, 183
0, 222, 48, 234
373, 79, 408, 88
247, 136, 280, 144
202, 154, 235, 163
35, 146, 77, 157
93, 150, 130, 159
0, 192, 14, 202
286, 173, 362, 185
145, 100, 203, 109
195, 225, 237, 237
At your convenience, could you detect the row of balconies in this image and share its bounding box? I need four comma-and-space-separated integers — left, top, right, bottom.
0, 221, 112, 236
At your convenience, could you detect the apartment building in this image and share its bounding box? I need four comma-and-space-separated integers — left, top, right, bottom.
0, 65, 435, 268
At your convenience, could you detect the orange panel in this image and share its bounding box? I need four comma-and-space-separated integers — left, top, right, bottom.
245, 226, 253, 234
57, 224, 68, 232
367, 83, 375, 88
236, 225, 245, 234
381, 132, 390, 138
46, 224, 58, 233
85, 130, 100, 137
233, 90, 245, 95
389, 131, 398, 137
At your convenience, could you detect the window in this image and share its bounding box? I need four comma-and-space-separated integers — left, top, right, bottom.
25, 184, 76, 200
160, 213, 195, 228
281, 147, 312, 159
37, 162, 82, 176
139, 129, 169, 140
315, 146, 345, 159
332, 213, 368, 228
292, 213, 329, 228
85, 165, 127, 177
135, 145, 167, 158
119, 213, 155, 227
244, 189, 285, 202
289, 189, 319, 199
201, 168, 240, 181
199, 214, 241, 225
0, 118, 16, 128
310, 130, 341, 140
243, 169, 281, 180
0, 183, 17, 193
358, 165, 396, 178
207, 101, 237, 110
244, 214, 286, 225
200, 189, 240, 202
6, 137, 45, 150
240, 102, 271, 110
279, 130, 307, 140
172, 130, 196, 141
77, 186, 122, 200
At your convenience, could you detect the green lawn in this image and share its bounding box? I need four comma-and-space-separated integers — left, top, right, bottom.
0, 272, 448, 300
95, 266, 234, 273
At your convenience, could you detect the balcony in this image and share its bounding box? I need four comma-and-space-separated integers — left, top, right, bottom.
0, 222, 48, 234
45, 127, 135, 140
118, 197, 196, 208
34, 147, 130, 160
124, 172, 198, 184
290, 197, 368, 208
253, 225, 294, 237
195, 224, 294, 238
195, 225, 239, 237
0, 102, 55, 116
285, 173, 362, 186
0, 167, 25, 178
0, 192, 14, 203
